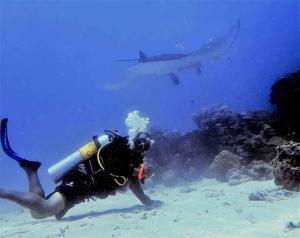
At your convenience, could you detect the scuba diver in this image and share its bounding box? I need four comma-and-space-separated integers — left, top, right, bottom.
0, 118, 162, 220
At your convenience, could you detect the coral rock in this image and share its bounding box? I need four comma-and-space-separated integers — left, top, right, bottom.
271, 141, 300, 191
270, 70, 300, 141
247, 160, 274, 181
208, 150, 242, 182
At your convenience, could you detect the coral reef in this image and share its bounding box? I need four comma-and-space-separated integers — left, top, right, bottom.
271, 141, 300, 191
146, 106, 281, 186
192, 106, 279, 162
270, 70, 300, 141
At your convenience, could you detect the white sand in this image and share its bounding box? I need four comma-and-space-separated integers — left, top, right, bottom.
0, 179, 299, 238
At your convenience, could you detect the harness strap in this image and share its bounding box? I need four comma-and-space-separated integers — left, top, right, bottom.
96, 142, 128, 187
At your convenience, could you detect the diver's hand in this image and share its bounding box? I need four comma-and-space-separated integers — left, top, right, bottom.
144, 199, 164, 210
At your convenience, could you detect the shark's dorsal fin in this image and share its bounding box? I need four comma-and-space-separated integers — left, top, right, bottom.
139, 50, 147, 62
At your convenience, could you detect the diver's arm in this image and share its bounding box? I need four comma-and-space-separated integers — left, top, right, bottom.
129, 179, 152, 206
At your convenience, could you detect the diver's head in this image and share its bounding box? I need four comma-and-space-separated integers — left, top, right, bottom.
133, 132, 154, 154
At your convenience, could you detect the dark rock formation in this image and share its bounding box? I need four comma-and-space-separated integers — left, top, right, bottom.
270, 70, 300, 141
271, 142, 300, 191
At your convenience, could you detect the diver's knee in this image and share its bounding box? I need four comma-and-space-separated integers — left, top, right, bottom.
29, 192, 65, 219
47, 192, 65, 212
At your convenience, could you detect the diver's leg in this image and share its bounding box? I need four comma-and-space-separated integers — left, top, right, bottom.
0, 189, 65, 219
0, 118, 45, 197
21, 162, 45, 198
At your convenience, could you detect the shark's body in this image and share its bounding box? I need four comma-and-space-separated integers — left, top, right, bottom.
106, 20, 240, 89
138, 52, 188, 63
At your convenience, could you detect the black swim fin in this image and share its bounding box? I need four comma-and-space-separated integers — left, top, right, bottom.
0, 118, 41, 169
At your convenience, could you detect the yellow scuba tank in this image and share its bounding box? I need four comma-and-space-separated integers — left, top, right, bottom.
48, 134, 109, 183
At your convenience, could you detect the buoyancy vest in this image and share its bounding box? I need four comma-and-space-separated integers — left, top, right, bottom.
82, 135, 144, 187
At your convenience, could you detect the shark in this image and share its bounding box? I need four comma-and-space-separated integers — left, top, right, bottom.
105, 19, 240, 90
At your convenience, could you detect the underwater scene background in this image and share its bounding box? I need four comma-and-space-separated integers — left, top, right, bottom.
0, 1, 299, 238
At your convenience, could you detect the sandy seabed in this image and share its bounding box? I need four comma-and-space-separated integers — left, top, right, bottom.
0, 179, 299, 238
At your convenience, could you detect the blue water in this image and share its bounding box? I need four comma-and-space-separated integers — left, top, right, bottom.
0, 1, 299, 192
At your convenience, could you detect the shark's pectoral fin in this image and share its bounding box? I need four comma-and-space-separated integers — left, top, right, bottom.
168, 73, 180, 86
196, 65, 202, 74
191, 19, 240, 61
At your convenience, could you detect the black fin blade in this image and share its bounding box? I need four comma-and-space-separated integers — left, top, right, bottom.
0, 118, 25, 162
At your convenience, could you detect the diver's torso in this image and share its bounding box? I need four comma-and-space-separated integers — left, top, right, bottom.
60, 140, 143, 199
